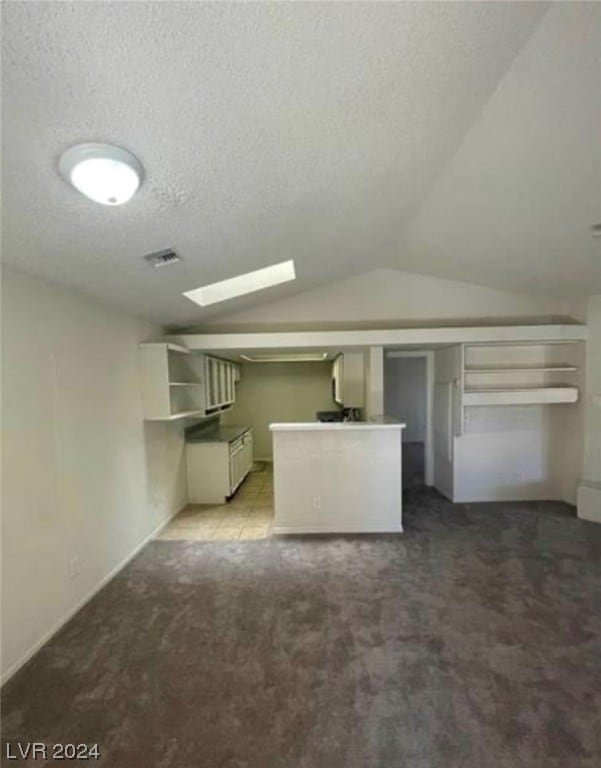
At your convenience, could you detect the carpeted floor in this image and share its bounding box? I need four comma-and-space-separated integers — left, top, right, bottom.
2, 488, 601, 767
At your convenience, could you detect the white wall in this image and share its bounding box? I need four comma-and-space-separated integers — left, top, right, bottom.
271, 425, 403, 534
578, 295, 601, 522
433, 346, 461, 500
1, 266, 187, 682
397, 4, 600, 299
364, 346, 384, 420
384, 357, 426, 442
455, 407, 560, 503
199, 269, 585, 331
439, 339, 584, 505
221, 362, 333, 459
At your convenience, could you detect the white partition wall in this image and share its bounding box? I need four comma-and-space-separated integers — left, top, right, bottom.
578, 295, 601, 522
270, 423, 404, 534
433, 346, 462, 500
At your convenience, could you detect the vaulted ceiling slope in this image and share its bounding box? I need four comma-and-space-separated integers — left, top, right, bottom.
195, 268, 586, 333
1, 2, 598, 327
397, 3, 601, 298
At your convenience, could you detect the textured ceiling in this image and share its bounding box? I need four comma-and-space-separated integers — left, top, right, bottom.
2, 2, 596, 328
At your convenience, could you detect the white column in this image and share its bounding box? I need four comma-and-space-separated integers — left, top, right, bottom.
364, 346, 384, 419
578, 295, 601, 523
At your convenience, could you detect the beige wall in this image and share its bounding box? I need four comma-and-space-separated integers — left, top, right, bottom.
1, 266, 187, 682
222, 362, 333, 459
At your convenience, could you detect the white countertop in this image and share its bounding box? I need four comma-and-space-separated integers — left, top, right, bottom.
269, 421, 406, 432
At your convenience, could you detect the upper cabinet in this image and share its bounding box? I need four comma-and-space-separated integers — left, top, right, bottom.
332, 352, 365, 408
139, 342, 239, 421
204, 355, 239, 413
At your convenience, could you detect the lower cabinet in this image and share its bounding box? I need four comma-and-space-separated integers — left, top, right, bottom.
187, 430, 253, 504
229, 432, 253, 494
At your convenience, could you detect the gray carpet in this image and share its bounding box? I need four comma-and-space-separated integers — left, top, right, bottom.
2, 488, 601, 768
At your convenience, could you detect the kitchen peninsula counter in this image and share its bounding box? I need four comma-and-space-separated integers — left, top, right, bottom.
269, 421, 405, 534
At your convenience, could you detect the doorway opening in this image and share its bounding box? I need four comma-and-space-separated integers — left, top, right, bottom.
384, 351, 434, 488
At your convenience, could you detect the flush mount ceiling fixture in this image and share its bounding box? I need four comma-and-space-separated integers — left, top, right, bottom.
240, 352, 328, 363
184, 260, 296, 307
59, 143, 144, 205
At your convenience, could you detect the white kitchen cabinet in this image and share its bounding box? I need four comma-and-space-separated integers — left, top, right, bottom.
139, 342, 206, 420
331, 352, 365, 408
187, 429, 253, 504
204, 355, 238, 412
139, 343, 240, 421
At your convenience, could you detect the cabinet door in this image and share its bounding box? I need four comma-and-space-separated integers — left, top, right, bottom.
205, 357, 214, 408
228, 452, 235, 493
229, 440, 245, 493
215, 360, 222, 406
246, 442, 253, 474
220, 361, 228, 405
236, 449, 244, 489
332, 355, 343, 404
228, 449, 237, 493
225, 363, 234, 404
211, 359, 220, 408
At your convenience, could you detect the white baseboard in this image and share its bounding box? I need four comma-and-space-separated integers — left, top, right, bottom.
272, 524, 403, 535
0, 503, 185, 687
577, 483, 601, 524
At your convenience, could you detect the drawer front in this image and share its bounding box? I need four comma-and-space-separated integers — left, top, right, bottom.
229, 437, 243, 455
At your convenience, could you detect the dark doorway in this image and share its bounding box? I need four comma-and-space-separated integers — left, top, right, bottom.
384, 355, 427, 488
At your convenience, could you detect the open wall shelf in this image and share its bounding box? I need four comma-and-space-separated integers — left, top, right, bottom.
168, 382, 204, 387
145, 409, 206, 421
139, 342, 241, 421
462, 342, 581, 410
140, 342, 206, 420
465, 365, 578, 373
464, 386, 579, 406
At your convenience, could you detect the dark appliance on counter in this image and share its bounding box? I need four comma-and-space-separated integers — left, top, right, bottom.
316, 408, 363, 422
316, 410, 343, 422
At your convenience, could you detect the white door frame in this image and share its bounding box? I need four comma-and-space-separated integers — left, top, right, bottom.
384, 350, 434, 486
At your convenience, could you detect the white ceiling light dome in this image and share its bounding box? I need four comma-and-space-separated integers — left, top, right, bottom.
59, 143, 144, 205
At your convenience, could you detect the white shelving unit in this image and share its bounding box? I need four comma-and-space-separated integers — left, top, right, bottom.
139, 343, 241, 421
139, 342, 206, 420
462, 342, 581, 411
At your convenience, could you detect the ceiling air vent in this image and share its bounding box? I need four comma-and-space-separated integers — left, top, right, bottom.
144, 248, 182, 268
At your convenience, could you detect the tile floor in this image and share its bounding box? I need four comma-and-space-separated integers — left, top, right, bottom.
158, 462, 274, 541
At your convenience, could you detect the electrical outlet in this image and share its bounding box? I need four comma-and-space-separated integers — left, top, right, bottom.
69, 556, 81, 579
312, 496, 321, 510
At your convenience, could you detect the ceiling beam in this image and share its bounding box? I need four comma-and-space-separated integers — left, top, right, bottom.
172, 324, 587, 351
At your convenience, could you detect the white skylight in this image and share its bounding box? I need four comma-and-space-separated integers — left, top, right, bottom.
184, 260, 296, 307
240, 352, 328, 363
